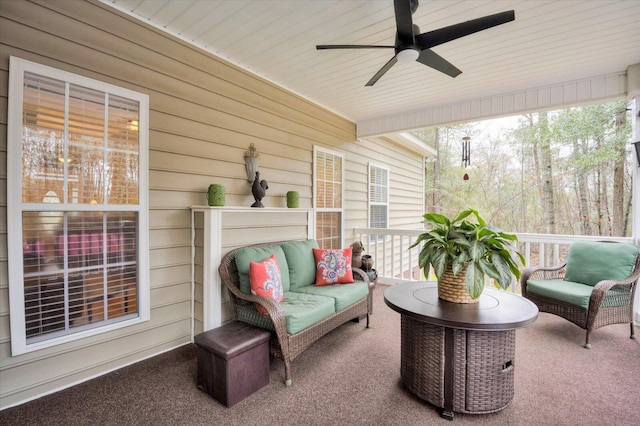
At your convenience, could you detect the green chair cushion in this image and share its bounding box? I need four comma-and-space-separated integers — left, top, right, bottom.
527, 279, 592, 309
235, 245, 290, 294
292, 281, 369, 312
564, 241, 638, 286
280, 292, 336, 334
281, 239, 319, 289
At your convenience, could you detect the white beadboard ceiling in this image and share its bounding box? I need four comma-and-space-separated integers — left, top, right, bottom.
104, 0, 640, 133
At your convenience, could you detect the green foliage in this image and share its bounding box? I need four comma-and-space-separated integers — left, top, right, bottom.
416, 99, 634, 237
410, 209, 525, 298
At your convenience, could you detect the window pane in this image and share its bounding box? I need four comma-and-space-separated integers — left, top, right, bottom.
315, 151, 342, 209
106, 151, 139, 204
370, 205, 388, 229
107, 95, 139, 204
23, 211, 63, 273
68, 85, 105, 147
316, 211, 341, 249
22, 73, 66, 203
369, 167, 388, 203
72, 146, 106, 205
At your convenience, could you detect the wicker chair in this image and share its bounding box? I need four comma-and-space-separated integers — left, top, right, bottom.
218, 241, 373, 386
521, 241, 640, 348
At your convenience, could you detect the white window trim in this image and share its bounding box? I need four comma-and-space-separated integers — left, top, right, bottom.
313, 146, 345, 247
7, 57, 150, 355
368, 163, 389, 228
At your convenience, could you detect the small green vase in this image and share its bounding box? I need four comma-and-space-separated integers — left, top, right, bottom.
208, 184, 225, 206
286, 191, 299, 208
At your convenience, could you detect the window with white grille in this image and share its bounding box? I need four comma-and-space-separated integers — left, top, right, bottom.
7, 57, 149, 355
314, 147, 344, 249
369, 165, 389, 241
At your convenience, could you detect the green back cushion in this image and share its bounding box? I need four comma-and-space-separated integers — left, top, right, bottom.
564, 241, 638, 286
281, 239, 319, 289
235, 245, 290, 294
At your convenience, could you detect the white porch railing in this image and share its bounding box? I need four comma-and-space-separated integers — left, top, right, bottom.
354, 227, 636, 294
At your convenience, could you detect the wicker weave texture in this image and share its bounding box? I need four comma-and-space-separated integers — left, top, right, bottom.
521, 242, 639, 347
463, 330, 515, 413
400, 317, 515, 414
400, 317, 445, 407
438, 265, 478, 304
218, 240, 373, 385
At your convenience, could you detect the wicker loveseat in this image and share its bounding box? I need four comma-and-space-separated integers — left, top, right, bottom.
218, 239, 374, 386
522, 240, 640, 348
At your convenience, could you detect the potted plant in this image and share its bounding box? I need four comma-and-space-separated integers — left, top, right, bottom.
410, 209, 524, 303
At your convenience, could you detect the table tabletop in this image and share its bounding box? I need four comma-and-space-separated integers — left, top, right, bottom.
384, 281, 538, 331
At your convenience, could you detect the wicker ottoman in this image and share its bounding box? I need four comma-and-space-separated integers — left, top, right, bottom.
194, 321, 271, 407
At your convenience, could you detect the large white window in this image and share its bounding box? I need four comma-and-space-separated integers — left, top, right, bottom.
314, 147, 344, 249
7, 57, 149, 355
369, 164, 389, 237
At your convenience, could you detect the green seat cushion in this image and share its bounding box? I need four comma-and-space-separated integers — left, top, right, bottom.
280, 292, 336, 334
292, 281, 369, 311
281, 239, 319, 289
235, 292, 337, 335
527, 279, 592, 309
235, 245, 290, 294
564, 241, 638, 286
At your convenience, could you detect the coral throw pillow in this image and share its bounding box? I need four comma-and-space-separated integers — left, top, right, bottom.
249, 255, 284, 315
313, 247, 355, 286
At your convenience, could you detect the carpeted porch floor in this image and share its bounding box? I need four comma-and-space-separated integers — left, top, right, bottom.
1, 284, 638, 425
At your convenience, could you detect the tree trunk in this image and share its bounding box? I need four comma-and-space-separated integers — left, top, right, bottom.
612, 149, 625, 236
574, 139, 591, 234
612, 111, 626, 236
539, 112, 555, 235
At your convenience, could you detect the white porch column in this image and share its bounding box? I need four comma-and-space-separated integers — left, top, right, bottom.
627, 64, 640, 324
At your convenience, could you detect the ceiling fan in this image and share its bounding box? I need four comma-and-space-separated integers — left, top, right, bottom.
316, 0, 515, 86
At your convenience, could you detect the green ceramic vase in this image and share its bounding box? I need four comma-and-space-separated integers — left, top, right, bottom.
286, 191, 299, 208
208, 184, 225, 206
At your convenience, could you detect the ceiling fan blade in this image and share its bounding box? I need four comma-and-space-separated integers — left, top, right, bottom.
316, 45, 395, 50
415, 10, 515, 49
366, 55, 399, 86
393, 0, 416, 44
417, 49, 462, 78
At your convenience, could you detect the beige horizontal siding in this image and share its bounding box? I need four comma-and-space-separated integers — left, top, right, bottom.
0, 0, 425, 409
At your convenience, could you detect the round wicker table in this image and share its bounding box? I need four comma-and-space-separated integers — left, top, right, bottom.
384, 282, 538, 420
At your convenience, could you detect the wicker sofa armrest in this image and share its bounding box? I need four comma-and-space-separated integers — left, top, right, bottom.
218, 250, 291, 359
352, 267, 374, 313
351, 267, 371, 285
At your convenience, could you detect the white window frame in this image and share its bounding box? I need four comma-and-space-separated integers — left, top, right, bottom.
368, 163, 389, 239
313, 146, 345, 248
7, 57, 150, 355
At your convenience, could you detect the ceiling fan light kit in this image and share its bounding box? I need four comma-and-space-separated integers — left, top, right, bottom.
397, 48, 420, 62
316, 0, 515, 86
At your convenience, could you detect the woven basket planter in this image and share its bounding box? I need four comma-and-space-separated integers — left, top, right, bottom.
438, 264, 478, 304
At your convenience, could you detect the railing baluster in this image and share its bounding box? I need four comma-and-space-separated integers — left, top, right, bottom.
351, 228, 634, 289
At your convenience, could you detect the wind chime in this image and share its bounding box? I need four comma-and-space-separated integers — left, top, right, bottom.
461, 136, 471, 180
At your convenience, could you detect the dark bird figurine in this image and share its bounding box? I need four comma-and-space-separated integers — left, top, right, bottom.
251, 171, 268, 208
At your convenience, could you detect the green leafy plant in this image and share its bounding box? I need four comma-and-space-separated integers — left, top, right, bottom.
410, 209, 525, 298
